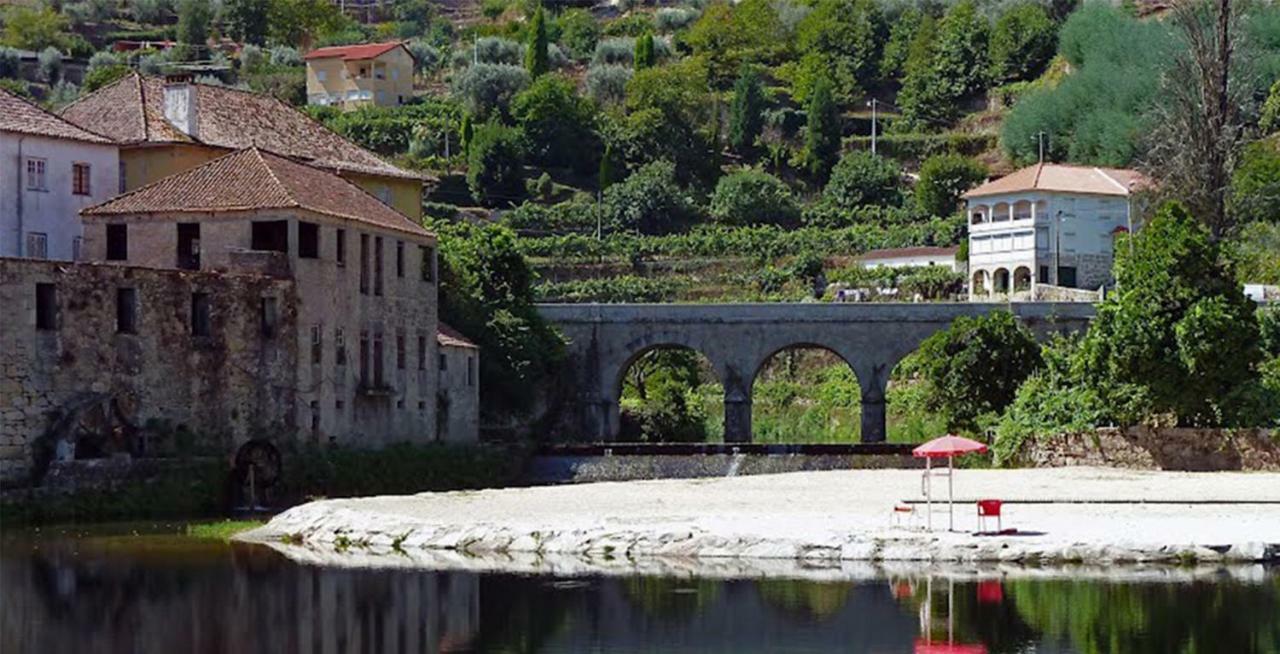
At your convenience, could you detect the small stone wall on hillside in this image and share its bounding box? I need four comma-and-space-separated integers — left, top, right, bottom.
1027, 427, 1280, 471
1030, 284, 1102, 303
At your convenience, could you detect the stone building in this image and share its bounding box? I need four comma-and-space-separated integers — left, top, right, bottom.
0, 257, 297, 484
58, 73, 427, 221
963, 163, 1148, 300
436, 323, 479, 443
0, 88, 119, 261
79, 146, 444, 449
304, 42, 414, 110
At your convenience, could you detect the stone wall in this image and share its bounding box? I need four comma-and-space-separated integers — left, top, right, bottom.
1026, 427, 1280, 471
0, 258, 298, 485
1030, 284, 1102, 303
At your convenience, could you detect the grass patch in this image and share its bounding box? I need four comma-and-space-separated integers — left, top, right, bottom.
185, 520, 262, 542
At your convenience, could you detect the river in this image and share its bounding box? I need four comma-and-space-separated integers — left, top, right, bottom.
2, 523, 1278, 653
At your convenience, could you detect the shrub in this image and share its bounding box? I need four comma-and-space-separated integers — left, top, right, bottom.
87, 50, 121, 73
129, 0, 173, 24
473, 36, 523, 65
268, 45, 302, 67
1262, 80, 1280, 134
405, 39, 442, 74
558, 8, 600, 60
451, 62, 530, 118
603, 160, 701, 235
992, 337, 1105, 465
1229, 141, 1280, 228
504, 200, 603, 232
987, 2, 1056, 85
536, 275, 679, 303
83, 64, 132, 92
655, 7, 699, 32
37, 47, 63, 83
466, 121, 526, 204
792, 0, 884, 103
585, 64, 632, 105
0, 78, 31, 98
822, 151, 903, 210
915, 154, 988, 217
709, 169, 800, 226
593, 37, 634, 66
46, 80, 81, 109
0, 47, 20, 78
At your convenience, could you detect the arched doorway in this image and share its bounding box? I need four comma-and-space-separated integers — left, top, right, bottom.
616, 345, 722, 442
750, 346, 860, 443
993, 268, 1011, 295
1013, 266, 1032, 292
971, 269, 988, 297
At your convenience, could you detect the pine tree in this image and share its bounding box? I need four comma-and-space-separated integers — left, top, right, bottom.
804, 77, 840, 181
634, 33, 656, 70
728, 67, 764, 154
525, 6, 549, 78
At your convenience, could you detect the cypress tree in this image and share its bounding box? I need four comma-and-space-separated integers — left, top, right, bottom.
460, 113, 474, 157
598, 143, 618, 192
525, 6, 549, 78
634, 33, 656, 70
728, 67, 764, 154
804, 76, 840, 181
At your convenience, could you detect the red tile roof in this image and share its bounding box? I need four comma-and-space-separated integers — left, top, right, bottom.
963, 163, 1149, 199
304, 42, 406, 61
0, 88, 114, 144
58, 73, 420, 180
438, 323, 478, 349
82, 147, 432, 238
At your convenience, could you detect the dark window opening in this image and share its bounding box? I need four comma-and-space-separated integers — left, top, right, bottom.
260, 297, 278, 338
191, 292, 211, 337
335, 327, 347, 366
250, 221, 289, 253
35, 283, 57, 331
1057, 266, 1078, 288
298, 221, 320, 259
336, 229, 347, 267
373, 332, 385, 385
359, 330, 370, 385
417, 335, 426, 370
420, 246, 434, 282
467, 356, 475, 386
395, 240, 404, 278
1039, 265, 1049, 284
106, 224, 128, 261
116, 288, 137, 334
374, 237, 384, 296
396, 330, 406, 369
438, 352, 447, 372
359, 234, 370, 294
311, 324, 323, 365
310, 401, 320, 434
177, 223, 200, 270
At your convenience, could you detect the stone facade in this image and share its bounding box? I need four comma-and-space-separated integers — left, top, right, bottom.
437, 338, 479, 443
1026, 427, 1280, 471
0, 258, 298, 484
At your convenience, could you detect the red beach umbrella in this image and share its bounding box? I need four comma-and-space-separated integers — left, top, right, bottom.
913, 435, 989, 531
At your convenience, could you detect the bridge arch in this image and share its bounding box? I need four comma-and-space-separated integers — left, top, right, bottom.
749, 344, 860, 442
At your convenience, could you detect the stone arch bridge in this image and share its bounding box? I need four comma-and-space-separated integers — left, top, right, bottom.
536, 303, 1095, 443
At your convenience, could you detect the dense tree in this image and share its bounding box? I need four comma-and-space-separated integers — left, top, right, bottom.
226, 0, 270, 45
1262, 80, 1280, 134
452, 63, 530, 118
603, 160, 701, 235
823, 151, 902, 210
633, 33, 656, 70
899, 2, 990, 130
0, 8, 69, 52
909, 311, 1043, 432
617, 60, 718, 185
803, 76, 840, 181
525, 5, 549, 78
684, 0, 785, 88
896, 15, 954, 130
1077, 201, 1267, 425
177, 0, 212, 57
728, 67, 765, 154
988, 2, 1057, 85
512, 74, 600, 173
1229, 141, 1280, 227
709, 169, 800, 226
466, 122, 526, 205
915, 155, 988, 217
267, 0, 346, 48
880, 8, 922, 80
558, 9, 601, 61
792, 0, 884, 103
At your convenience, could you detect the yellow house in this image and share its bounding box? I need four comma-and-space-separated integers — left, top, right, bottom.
58, 73, 426, 221
305, 42, 414, 110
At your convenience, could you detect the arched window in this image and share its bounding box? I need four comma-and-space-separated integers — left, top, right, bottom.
992, 203, 1010, 222
1013, 200, 1033, 220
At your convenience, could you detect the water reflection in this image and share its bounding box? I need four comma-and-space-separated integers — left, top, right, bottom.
1, 528, 1277, 653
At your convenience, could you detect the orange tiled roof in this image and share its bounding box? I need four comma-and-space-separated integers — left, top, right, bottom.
304, 42, 406, 61
58, 73, 419, 180
0, 88, 114, 144
438, 322, 478, 349
82, 147, 432, 238
963, 163, 1149, 199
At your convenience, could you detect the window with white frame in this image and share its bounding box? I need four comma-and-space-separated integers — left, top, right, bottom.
317, 69, 327, 81
26, 158, 46, 190
72, 162, 91, 195
26, 232, 48, 259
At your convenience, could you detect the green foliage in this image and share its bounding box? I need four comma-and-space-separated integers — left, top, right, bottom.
307, 101, 462, 156
537, 275, 679, 303
992, 336, 1106, 465
618, 60, 718, 185
1077, 201, 1266, 426
176, 0, 211, 58
709, 169, 799, 226
621, 349, 709, 443
525, 5, 549, 77
792, 0, 884, 103
226, 0, 271, 45
0, 460, 228, 526
910, 311, 1043, 432
685, 0, 785, 88
267, 0, 348, 48
558, 9, 600, 60
728, 67, 765, 153
915, 154, 988, 217
504, 199, 602, 232
898, 1, 989, 130
83, 64, 132, 92
466, 121, 526, 204
1260, 307, 1280, 360
37, 47, 63, 84
987, 2, 1056, 86
603, 160, 701, 235
803, 76, 840, 180
593, 37, 635, 65
0, 78, 31, 98
432, 220, 565, 416
634, 33, 656, 70
1, 7, 70, 52
821, 151, 903, 211
1262, 80, 1280, 134
0, 47, 19, 78
186, 520, 262, 542
1229, 141, 1280, 227
880, 8, 921, 80
585, 63, 632, 105
452, 62, 531, 118
599, 142, 619, 190
512, 73, 600, 173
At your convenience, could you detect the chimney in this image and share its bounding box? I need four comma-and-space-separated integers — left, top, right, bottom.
162, 73, 198, 138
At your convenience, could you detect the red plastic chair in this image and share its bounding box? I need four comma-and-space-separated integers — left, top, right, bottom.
976, 499, 1003, 532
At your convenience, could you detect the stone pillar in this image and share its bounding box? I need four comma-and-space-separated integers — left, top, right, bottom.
583, 396, 619, 442
859, 362, 889, 443
724, 397, 752, 443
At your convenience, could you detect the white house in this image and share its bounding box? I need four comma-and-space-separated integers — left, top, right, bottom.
858, 246, 959, 271
963, 163, 1148, 301
0, 89, 118, 261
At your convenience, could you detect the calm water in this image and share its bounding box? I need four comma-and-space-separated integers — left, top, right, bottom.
2, 524, 1278, 654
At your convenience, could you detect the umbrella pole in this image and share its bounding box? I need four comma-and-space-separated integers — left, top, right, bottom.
948, 455, 954, 532
925, 457, 932, 531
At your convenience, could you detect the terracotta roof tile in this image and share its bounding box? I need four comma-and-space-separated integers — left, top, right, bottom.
83, 147, 432, 238
437, 322, 478, 349
59, 73, 420, 180
304, 42, 406, 61
0, 88, 114, 143
963, 163, 1150, 198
